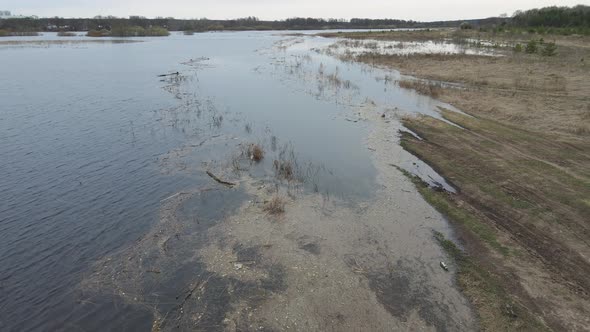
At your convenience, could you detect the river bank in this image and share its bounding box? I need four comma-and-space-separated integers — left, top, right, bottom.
320, 29, 590, 330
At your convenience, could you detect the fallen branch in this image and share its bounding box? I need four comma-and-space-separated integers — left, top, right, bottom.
157, 72, 179, 77
206, 171, 236, 187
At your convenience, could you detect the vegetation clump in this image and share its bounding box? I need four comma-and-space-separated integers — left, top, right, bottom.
248, 144, 264, 162
525, 39, 538, 54
0, 29, 39, 37
273, 160, 294, 180
86, 26, 170, 37
263, 195, 285, 214
398, 79, 442, 98
459, 22, 473, 30
541, 41, 557, 56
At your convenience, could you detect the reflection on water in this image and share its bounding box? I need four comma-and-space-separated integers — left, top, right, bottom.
1, 31, 460, 330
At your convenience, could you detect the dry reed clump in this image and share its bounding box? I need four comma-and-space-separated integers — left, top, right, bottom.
264, 195, 286, 214
398, 79, 442, 98
273, 160, 294, 180
248, 144, 264, 162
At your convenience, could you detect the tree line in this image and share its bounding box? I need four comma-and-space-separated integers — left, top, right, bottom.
512, 5, 590, 28
0, 15, 502, 33
1, 5, 588, 34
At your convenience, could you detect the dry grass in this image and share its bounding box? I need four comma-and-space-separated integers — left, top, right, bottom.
401, 111, 590, 331
353, 43, 589, 138
248, 144, 264, 162
263, 195, 285, 215
335, 29, 590, 331
273, 160, 294, 180
398, 79, 442, 98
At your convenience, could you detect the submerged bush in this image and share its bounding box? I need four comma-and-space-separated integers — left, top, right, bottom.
248, 144, 264, 162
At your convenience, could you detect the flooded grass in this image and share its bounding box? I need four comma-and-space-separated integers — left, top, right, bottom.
57, 31, 77, 37
0, 30, 39, 37
273, 159, 294, 181
398, 79, 442, 98
0, 39, 142, 49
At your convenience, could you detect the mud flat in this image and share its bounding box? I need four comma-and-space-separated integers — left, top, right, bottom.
321, 29, 590, 330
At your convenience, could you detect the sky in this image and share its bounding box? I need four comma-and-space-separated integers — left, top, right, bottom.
4, 0, 589, 21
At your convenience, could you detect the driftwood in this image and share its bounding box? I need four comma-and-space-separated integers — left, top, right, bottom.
206, 171, 236, 187
157, 72, 179, 77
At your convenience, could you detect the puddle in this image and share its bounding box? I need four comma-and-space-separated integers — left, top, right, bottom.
324, 38, 503, 57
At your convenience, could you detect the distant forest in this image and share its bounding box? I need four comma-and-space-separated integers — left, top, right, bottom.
0, 16, 505, 33
0, 5, 588, 34
512, 5, 590, 28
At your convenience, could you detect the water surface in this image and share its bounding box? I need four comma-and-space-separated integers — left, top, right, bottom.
1, 31, 466, 330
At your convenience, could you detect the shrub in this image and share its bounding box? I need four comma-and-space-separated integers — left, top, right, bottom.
541, 42, 557, 56
460, 22, 473, 30
513, 43, 523, 53
525, 39, 538, 54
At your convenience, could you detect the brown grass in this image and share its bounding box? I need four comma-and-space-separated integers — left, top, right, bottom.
248, 144, 264, 162
263, 195, 285, 215
273, 160, 294, 180
398, 79, 442, 98
335, 29, 590, 331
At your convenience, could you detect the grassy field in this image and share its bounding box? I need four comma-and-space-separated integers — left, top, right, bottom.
325, 29, 590, 330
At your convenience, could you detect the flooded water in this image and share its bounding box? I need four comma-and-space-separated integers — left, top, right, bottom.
1, 31, 473, 331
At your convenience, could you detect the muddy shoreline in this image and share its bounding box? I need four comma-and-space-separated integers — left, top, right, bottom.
79, 103, 478, 330
325, 29, 590, 330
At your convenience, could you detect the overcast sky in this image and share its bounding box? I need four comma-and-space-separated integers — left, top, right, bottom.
5, 0, 589, 21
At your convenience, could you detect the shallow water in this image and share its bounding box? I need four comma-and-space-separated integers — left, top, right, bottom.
1, 31, 466, 331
